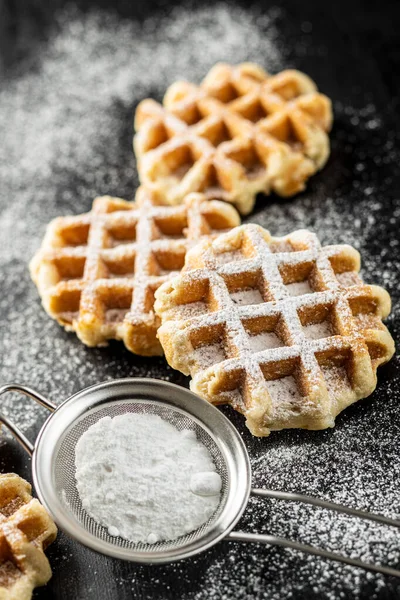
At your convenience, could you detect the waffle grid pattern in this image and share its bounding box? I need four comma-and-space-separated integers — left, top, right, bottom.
30, 189, 240, 355
155, 225, 394, 436
134, 62, 332, 214
0, 474, 57, 600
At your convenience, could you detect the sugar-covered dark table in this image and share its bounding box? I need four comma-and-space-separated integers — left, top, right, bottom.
1, 0, 399, 598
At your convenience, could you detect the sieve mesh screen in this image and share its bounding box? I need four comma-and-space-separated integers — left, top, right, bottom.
54, 400, 229, 552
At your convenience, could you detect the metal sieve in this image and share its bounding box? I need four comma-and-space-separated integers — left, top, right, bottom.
1, 378, 400, 577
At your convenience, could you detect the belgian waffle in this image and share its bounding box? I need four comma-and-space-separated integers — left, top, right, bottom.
155, 224, 395, 436
30, 188, 240, 356
0, 474, 57, 600
134, 62, 332, 215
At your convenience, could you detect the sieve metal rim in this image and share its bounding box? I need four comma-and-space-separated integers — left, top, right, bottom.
31, 378, 252, 563
2, 383, 400, 579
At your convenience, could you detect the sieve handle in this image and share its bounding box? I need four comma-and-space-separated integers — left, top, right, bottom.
225, 487, 400, 578
250, 488, 400, 529
0, 383, 56, 456
226, 531, 400, 578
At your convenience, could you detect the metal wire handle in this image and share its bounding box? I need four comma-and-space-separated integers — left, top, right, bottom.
227, 488, 400, 578
0, 383, 56, 455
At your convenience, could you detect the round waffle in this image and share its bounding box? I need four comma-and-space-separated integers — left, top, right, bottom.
30, 188, 240, 355
134, 62, 332, 215
155, 224, 394, 436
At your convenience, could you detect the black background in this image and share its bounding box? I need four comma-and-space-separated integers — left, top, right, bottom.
1, 0, 400, 598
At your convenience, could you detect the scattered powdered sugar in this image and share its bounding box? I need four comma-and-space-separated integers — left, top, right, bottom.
230, 288, 264, 305
0, 3, 283, 433
304, 320, 332, 340
267, 375, 302, 405
321, 365, 351, 399
193, 342, 226, 370
215, 250, 245, 265
105, 308, 129, 325
74, 413, 221, 543
248, 331, 283, 352
0, 4, 282, 245
0, 3, 399, 599
286, 280, 314, 296
336, 271, 361, 288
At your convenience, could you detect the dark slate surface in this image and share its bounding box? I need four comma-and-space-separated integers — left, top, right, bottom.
0, 0, 399, 598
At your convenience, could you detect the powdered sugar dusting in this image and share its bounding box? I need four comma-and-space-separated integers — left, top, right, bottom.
0, 3, 282, 432
193, 343, 226, 370
230, 288, 264, 306
215, 250, 245, 265
286, 280, 314, 296
304, 321, 333, 340
322, 365, 351, 398
337, 271, 361, 288
267, 375, 303, 405
0, 3, 399, 599
248, 331, 283, 352
159, 223, 390, 438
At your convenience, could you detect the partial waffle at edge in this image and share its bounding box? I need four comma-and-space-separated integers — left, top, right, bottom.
0, 474, 57, 600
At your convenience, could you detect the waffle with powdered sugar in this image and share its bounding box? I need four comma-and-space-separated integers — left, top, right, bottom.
0, 474, 57, 600
134, 62, 332, 215
155, 224, 394, 436
30, 188, 240, 356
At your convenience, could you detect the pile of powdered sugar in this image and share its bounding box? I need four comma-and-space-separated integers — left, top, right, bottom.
0, 3, 399, 599
74, 413, 221, 543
